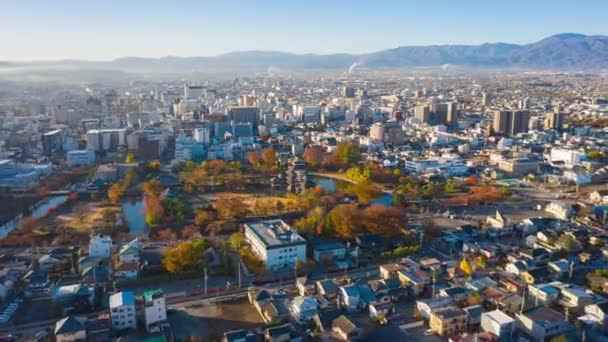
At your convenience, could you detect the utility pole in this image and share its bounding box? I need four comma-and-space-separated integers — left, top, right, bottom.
520, 284, 526, 314
204, 267, 208, 295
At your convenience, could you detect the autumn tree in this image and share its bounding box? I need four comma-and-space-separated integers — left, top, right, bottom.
162, 239, 211, 273
324, 204, 359, 238
361, 205, 407, 237
261, 148, 278, 167
294, 206, 325, 237
194, 209, 216, 226
108, 183, 125, 204
143, 179, 165, 197
144, 195, 164, 225
333, 142, 360, 166
444, 178, 459, 193
181, 225, 201, 240
303, 145, 325, 168
125, 153, 136, 164
155, 228, 176, 241
350, 181, 381, 204
229, 232, 245, 251
214, 196, 248, 219
247, 152, 261, 167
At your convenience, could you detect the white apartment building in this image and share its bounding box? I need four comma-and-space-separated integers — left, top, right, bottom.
549, 148, 585, 167
86, 129, 127, 152
89, 234, 112, 258
143, 289, 167, 331
244, 219, 306, 270
109, 291, 136, 330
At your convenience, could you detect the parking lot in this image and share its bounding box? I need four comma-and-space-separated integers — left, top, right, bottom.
167, 298, 264, 340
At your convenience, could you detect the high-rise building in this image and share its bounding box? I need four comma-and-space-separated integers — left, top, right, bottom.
369, 121, 404, 146
341, 86, 356, 98
227, 106, 260, 126
544, 112, 564, 131
369, 123, 385, 142
41, 129, 64, 157
446, 102, 458, 123
294, 105, 321, 123
415, 105, 431, 123
86, 129, 127, 152
183, 85, 204, 99
481, 92, 491, 107
238, 95, 257, 107
415, 103, 456, 125
493, 110, 530, 136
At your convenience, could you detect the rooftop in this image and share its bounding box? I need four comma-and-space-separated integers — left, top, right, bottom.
483, 309, 514, 325
143, 289, 164, 303
245, 219, 305, 248
109, 291, 135, 308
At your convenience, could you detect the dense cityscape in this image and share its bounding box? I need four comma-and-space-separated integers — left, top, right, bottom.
2, 2, 608, 342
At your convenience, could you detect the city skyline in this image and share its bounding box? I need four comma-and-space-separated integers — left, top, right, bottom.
2, 0, 608, 61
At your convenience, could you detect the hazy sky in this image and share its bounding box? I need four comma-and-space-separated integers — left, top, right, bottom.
2, 0, 607, 61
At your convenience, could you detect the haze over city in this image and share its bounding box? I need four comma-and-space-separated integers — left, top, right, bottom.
1, 1, 608, 342
2, 0, 608, 60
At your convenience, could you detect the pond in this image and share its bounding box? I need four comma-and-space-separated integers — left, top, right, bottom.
31, 195, 69, 218
121, 199, 147, 235
311, 176, 393, 206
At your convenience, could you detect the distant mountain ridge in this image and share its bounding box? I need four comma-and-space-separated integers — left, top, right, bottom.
4, 33, 608, 72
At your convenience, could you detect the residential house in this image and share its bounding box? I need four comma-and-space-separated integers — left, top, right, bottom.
545, 202, 575, 220
584, 301, 608, 333
114, 262, 139, 280
481, 310, 514, 342
332, 315, 361, 341
312, 240, 346, 263
379, 263, 404, 280
416, 297, 454, 319
368, 302, 395, 321
464, 305, 483, 329
589, 190, 608, 204
505, 261, 529, 276
316, 279, 339, 300
429, 307, 468, 336
289, 296, 318, 323
223, 329, 258, 342
338, 284, 377, 312
89, 234, 112, 258
528, 283, 560, 306
439, 286, 471, 304
398, 269, 430, 296
264, 324, 301, 342
296, 277, 315, 297
249, 289, 290, 324
521, 268, 552, 285
54, 316, 87, 342
109, 291, 136, 331
38, 254, 64, 272
516, 306, 572, 342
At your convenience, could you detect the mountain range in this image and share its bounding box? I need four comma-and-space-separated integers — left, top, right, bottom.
3, 33, 608, 72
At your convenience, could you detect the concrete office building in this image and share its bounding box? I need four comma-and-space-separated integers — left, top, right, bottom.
41, 129, 64, 156
544, 112, 564, 131
493, 110, 530, 136
86, 129, 127, 152
227, 106, 260, 126
415, 102, 456, 125
184, 85, 204, 99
